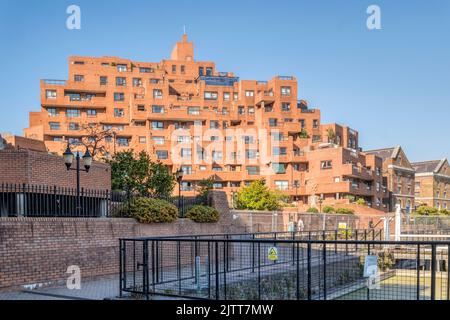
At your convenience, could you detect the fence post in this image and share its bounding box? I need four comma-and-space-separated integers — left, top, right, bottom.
431, 244, 436, 300
258, 242, 261, 299
296, 243, 300, 300
416, 244, 420, 300
323, 243, 327, 300
307, 242, 312, 300
119, 239, 123, 298
223, 241, 227, 299
447, 244, 450, 300
215, 241, 219, 300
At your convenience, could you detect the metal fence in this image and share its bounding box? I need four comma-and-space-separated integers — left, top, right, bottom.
119, 229, 430, 301
0, 183, 205, 218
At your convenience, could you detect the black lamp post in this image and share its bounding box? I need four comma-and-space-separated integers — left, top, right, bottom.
63, 143, 92, 216
175, 167, 184, 198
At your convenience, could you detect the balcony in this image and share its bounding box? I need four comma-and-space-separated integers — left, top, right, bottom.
43, 79, 67, 86
42, 95, 106, 108
342, 163, 374, 181
255, 91, 275, 106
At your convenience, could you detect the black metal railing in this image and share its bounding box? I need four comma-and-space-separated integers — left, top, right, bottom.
0, 183, 206, 218
119, 229, 421, 301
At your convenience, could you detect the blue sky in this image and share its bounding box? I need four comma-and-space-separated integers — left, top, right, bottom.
0, 0, 449, 162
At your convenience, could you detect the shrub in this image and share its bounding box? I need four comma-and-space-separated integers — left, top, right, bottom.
323, 206, 335, 213
355, 198, 366, 206
415, 205, 438, 216
129, 197, 178, 223
306, 207, 319, 213
186, 205, 220, 223
439, 209, 450, 215
336, 208, 355, 215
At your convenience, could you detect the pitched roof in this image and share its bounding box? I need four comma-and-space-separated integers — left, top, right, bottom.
365, 146, 399, 161
411, 160, 442, 173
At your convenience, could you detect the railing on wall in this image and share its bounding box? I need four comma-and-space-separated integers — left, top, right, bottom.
0, 183, 206, 218
119, 229, 402, 300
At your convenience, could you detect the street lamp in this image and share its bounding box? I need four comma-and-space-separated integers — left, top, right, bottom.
175, 168, 184, 199
63, 143, 92, 215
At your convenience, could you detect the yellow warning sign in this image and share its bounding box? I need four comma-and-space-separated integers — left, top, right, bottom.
268, 247, 278, 261
338, 222, 347, 229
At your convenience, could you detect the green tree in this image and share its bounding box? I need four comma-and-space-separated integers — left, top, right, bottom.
326, 128, 336, 144
107, 150, 175, 197
299, 129, 309, 139
415, 205, 438, 216
235, 179, 279, 211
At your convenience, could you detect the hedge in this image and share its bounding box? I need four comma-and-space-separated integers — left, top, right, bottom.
335, 208, 355, 215
186, 205, 220, 223
129, 197, 178, 223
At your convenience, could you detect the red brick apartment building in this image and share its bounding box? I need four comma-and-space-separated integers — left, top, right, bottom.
24, 34, 386, 211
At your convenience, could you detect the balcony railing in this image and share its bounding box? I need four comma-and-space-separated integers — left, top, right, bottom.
43, 79, 67, 85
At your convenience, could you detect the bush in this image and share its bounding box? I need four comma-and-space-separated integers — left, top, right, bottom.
439, 209, 450, 215
306, 207, 319, 213
355, 198, 366, 206
336, 208, 355, 215
235, 180, 280, 211
186, 205, 220, 223
129, 197, 178, 223
415, 205, 438, 215
323, 206, 335, 213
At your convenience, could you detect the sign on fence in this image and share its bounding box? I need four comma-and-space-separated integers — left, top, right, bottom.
268, 246, 278, 261
363, 255, 380, 289
338, 222, 347, 229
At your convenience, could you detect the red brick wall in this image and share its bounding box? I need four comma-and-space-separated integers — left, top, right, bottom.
0, 149, 111, 190
0, 191, 238, 291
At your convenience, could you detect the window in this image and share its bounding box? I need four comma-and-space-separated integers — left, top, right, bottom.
171, 65, 176, 73
246, 166, 260, 175
152, 105, 164, 113
243, 136, 255, 144
100, 76, 108, 85
206, 67, 213, 76
313, 119, 319, 128
188, 107, 200, 115
181, 165, 192, 175
180, 65, 185, 74
273, 164, 286, 174
137, 105, 146, 111
49, 122, 60, 130
321, 160, 332, 169
269, 118, 278, 127
210, 121, 219, 129
116, 125, 124, 131
233, 93, 238, 101
117, 138, 129, 146
87, 109, 97, 117
223, 92, 230, 101
133, 78, 142, 87
212, 166, 223, 172
103, 125, 113, 130
46, 90, 57, 99
281, 86, 291, 96
199, 67, 204, 76
204, 91, 218, 100
116, 77, 126, 86
271, 132, 284, 141
199, 165, 207, 171
181, 148, 192, 158
212, 151, 223, 161
139, 67, 153, 73
51, 137, 63, 142
66, 109, 80, 117
74, 75, 84, 82
114, 108, 124, 117
152, 136, 165, 145
68, 122, 79, 131
151, 121, 164, 130
238, 106, 245, 115
275, 181, 289, 190
68, 138, 81, 145
73, 60, 84, 65
248, 106, 255, 115
299, 119, 305, 129
265, 105, 273, 112
117, 64, 127, 72
153, 89, 163, 99
139, 136, 146, 143
245, 90, 254, 97
281, 102, 291, 112
47, 108, 57, 116
134, 121, 146, 127
114, 93, 125, 101
273, 147, 287, 156
246, 149, 258, 159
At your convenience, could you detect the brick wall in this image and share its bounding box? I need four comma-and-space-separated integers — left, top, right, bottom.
0, 149, 111, 190
0, 191, 239, 291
